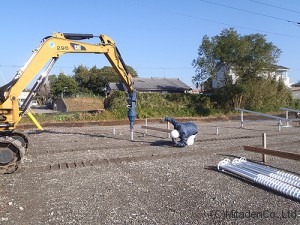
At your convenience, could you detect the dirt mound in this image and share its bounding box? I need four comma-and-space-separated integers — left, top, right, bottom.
64, 97, 104, 112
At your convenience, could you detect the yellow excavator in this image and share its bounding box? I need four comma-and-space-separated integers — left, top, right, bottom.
0, 32, 137, 174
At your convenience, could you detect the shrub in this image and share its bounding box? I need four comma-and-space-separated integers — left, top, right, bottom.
105, 91, 215, 119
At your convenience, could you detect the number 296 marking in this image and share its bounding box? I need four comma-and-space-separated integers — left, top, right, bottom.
57, 46, 69, 50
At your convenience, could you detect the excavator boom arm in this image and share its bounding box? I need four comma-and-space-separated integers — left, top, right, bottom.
10, 32, 133, 96
0, 32, 135, 129
0, 32, 137, 174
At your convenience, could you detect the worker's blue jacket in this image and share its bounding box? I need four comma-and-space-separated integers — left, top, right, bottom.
164, 117, 198, 147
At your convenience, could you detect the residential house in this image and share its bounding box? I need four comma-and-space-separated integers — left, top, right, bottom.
291, 82, 300, 100
19, 91, 38, 106
107, 77, 192, 94
275, 66, 290, 87
212, 65, 291, 89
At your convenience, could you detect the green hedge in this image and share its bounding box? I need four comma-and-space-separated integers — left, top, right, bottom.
20, 88, 297, 124
104, 91, 217, 119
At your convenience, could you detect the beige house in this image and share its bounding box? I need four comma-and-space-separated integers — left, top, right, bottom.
291, 82, 300, 99
212, 65, 291, 89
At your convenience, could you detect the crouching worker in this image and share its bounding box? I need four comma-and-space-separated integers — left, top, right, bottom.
163, 117, 198, 147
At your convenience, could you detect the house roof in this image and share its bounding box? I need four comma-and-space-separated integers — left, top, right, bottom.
133, 77, 191, 91
108, 77, 192, 92
107, 82, 125, 91
276, 65, 289, 70
292, 82, 300, 87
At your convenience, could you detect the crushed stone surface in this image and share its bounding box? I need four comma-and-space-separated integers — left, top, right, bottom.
0, 119, 299, 224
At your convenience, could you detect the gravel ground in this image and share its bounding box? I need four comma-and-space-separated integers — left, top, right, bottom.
0, 118, 299, 224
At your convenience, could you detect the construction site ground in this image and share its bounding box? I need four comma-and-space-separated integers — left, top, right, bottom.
0, 117, 299, 224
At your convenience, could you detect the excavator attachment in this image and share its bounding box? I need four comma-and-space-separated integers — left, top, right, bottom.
127, 91, 137, 130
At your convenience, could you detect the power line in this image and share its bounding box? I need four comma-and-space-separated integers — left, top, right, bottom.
136, 67, 193, 70
126, 0, 300, 39
0, 64, 195, 71
248, 0, 300, 15
198, 0, 300, 25
3, 63, 300, 72
0, 64, 21, 68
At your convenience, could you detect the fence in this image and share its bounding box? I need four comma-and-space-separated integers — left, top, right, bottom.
235, 108, 289, 131
280, 107, 300, 127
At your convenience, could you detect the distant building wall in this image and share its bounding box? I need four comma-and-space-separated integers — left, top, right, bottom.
53, 99, 68, 112
212, 65, 291, 89
291, 87, 300, 99
19, 91, 39, 106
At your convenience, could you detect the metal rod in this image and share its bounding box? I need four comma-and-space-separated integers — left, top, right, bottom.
234, 158, 300, 188
239, 158, 300, 182
235, 108, 289, 122
262, 133, 266, 163
278, 120, 282, 132
285, 110, 290, 127
280, 107, 300, 114
21, 58, 58, 113
241, 111, 244, 128
218, 159, 257, 180
130, 129, 134, 142
243, 165, 300, 188
254, 174, 300, 200
218, 158, 300, 200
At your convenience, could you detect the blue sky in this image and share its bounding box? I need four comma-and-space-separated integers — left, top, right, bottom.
1, 0, 300, 88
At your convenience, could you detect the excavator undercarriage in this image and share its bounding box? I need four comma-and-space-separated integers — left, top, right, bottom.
0, 132, 28, 173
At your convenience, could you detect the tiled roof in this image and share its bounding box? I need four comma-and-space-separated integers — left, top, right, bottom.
108, 77, 192, 92
133, 77, 191, 91
276, 65, 289, 70
291, 82, 300, 87
107, 82, 125, 91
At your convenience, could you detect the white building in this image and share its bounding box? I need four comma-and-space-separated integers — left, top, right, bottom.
19, 91, 38, 106
212, 65, 291, 89
274, 66, 290, 87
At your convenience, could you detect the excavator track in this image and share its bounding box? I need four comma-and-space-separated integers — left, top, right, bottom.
0, 133, 27, 174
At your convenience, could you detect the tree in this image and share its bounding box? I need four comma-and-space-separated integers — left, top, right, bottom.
127, 66, 138, 77
97, 65, 138, 82
49, 73, 78, 99
36, 80, 51, 105
192, 28, 281, 85
73, 65, 108, 95
191, 28, 289, 111
73, 65, 138, 96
